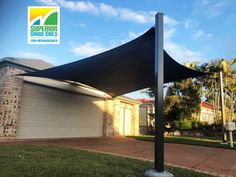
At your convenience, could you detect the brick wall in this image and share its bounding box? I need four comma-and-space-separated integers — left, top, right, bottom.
0, 66, 24, 140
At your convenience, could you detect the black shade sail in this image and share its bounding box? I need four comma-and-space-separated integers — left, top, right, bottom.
22, 27, 206, 97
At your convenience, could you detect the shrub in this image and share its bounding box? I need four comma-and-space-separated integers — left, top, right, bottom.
173, 120, 180, 130
192, 121, 199, 129
179, 119, 192, 130
197, 121, 206, 130
173, 119, 192, 130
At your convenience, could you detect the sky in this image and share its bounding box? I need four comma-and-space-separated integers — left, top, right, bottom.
0, 0, 236, 98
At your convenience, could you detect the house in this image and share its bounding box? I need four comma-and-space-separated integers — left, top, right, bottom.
0, 57, 140, 140
198, 102, 215, 124
137, 98, 216, 134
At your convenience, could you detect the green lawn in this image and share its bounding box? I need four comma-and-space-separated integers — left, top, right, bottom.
128, 135, 236, 149
0, 145, 212, 177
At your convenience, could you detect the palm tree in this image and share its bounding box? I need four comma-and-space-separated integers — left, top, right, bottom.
201, 58, 236, 121
220, 58, 236, 120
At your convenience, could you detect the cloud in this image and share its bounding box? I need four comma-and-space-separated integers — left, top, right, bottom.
119, 31, 143, 44
79, 23, 87, 27
37, 0, 203, 62
193, 0, 228, 17
35, 0, 57, 5
17, 51, 54, 63
205, 33, 212, 38
128, 31, 140, 39
183, 18, 212, 39
165, 40, 203, 63
183, 19, 198, 29
69, 30, 148, 58
164, 27, 176, 41
73, 23, 87, 28
70, 27, 204, 63
191, 29, 212, 39
69, 41, 111, 57
192, 30, 205, 38
164, 15, 179, 26
163, 26, 204, 62
118, 9, 152, 24
36, 0, 178, 25
162, 17, 203, 62
61, 1, 97, 12
99, 3, 118, 17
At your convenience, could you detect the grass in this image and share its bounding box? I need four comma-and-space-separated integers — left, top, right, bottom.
0, 144, 213, 177
128, 135, 236, 149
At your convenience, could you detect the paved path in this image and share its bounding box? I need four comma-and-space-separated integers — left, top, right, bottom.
1, 137, 236, 176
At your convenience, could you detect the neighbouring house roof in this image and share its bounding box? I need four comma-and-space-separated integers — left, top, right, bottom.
136, 98, 154, 103
201, 102, 214, 109
0, 57, 54, 71
22, 27, 208, 97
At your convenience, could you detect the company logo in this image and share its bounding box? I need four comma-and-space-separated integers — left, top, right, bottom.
28, 6, 60, 44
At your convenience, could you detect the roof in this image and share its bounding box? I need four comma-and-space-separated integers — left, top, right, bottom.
0, 57, 54, 70
136, 98, 154, 103
22, 27, 207, 97
201, 102, 214, 109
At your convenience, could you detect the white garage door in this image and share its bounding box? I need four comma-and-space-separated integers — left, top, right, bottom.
16, 83, 104, 139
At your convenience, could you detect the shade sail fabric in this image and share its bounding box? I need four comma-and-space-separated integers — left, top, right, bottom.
22, 27, 207, 97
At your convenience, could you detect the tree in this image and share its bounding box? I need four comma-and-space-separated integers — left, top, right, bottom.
220, 58, 236, 120
200, 58, 236, 121
164, 78, 201, 122
144, 59, 236, 128
144, 62, 202, 124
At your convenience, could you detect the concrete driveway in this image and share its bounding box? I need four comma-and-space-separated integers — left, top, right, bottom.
1, 137, 236, 176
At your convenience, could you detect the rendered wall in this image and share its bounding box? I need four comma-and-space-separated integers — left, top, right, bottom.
104, 98, 139, 136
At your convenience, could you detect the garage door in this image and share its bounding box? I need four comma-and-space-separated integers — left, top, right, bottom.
16, 83, 104, 139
